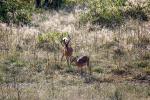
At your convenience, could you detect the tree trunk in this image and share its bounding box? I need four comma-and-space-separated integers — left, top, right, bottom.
43, 0, 49, 8
51, 0, 62, 9
35, 0, 41, 8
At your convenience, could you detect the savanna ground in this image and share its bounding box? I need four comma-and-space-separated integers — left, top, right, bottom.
0, 0, 150, 100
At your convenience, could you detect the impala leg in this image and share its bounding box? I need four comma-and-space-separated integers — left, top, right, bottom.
87, 60, 91, 75
77, 67, 79, 74
66, 56, 70, 68
85, 65, 88, 75
61, 54, 64, 62
68, 56, 71, 67
77, 67, 81, 74
68, 56, 72, 68
88, 66, 91, 75
80, 67, 83, 75
68, 57, 70, 66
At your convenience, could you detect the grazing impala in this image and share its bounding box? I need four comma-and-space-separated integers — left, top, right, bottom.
71, 56, 91, 75
61, 35, 73, 67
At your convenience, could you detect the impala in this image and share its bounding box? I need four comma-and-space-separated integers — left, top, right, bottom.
71, 55, 91, 75
61, 35, 73, 67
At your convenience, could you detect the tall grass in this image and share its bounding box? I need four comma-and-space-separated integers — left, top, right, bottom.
0, 1, 150, 100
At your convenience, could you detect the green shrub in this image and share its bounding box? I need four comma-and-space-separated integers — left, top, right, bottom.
80, 0, 149, 27
124, 3, 148, 21
37, 32, 68, 44
37, 32, 68, 52
93, 67, 103, 73
0, 0, 33, 25
80, 0, 127, 27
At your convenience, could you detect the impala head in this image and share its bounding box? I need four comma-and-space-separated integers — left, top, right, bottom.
62, 37, 68, 43
70, 56, 78, 63
61, 35, 71, 47
70, 55, 91, 74
70, 56, 89, 65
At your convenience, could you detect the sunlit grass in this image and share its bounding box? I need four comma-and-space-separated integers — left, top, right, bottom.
0, 1, 150, 99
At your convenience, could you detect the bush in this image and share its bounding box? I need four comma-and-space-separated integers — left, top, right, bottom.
124, 3, 149, 21
80, 0, 127, 27
0, 0, 33, 25
37, 32, 68, 52
80, 0, 149, 27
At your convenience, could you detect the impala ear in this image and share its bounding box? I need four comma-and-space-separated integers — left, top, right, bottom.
68, 34, 70, 38
68, 34, 71, 40
60, 39, 64, 45
67, 35, 72, 44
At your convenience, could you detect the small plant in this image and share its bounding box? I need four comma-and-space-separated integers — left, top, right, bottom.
138, 35, 150, 45
101, 41, 116, 49
134, 60, 149, 68
141, 51, 150, 60
0, 67, 4, 83
51, 64, 62, 70
110, 89, 123, 100
111, 68, 126, 75
112, 46, 126, 62
93, 67, 103, 73
65, 67, 74, 73
144, 67, 150, 75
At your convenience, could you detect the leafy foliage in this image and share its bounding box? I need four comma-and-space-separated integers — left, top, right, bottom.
124, 2, 149, 21
38, 32, 68, 44
80, 0, 127, 27
37, 32, 69, 52
80, 0, 149, 27
0, 0, 33, 24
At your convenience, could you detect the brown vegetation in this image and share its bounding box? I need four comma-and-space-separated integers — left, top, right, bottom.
0, 0, 150, 100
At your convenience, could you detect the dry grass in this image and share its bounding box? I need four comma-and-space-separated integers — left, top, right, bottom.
0, 1, 150, 99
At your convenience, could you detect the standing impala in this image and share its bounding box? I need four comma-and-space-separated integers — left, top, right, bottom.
61, 35, 73, 67
71, 55, 91, 75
